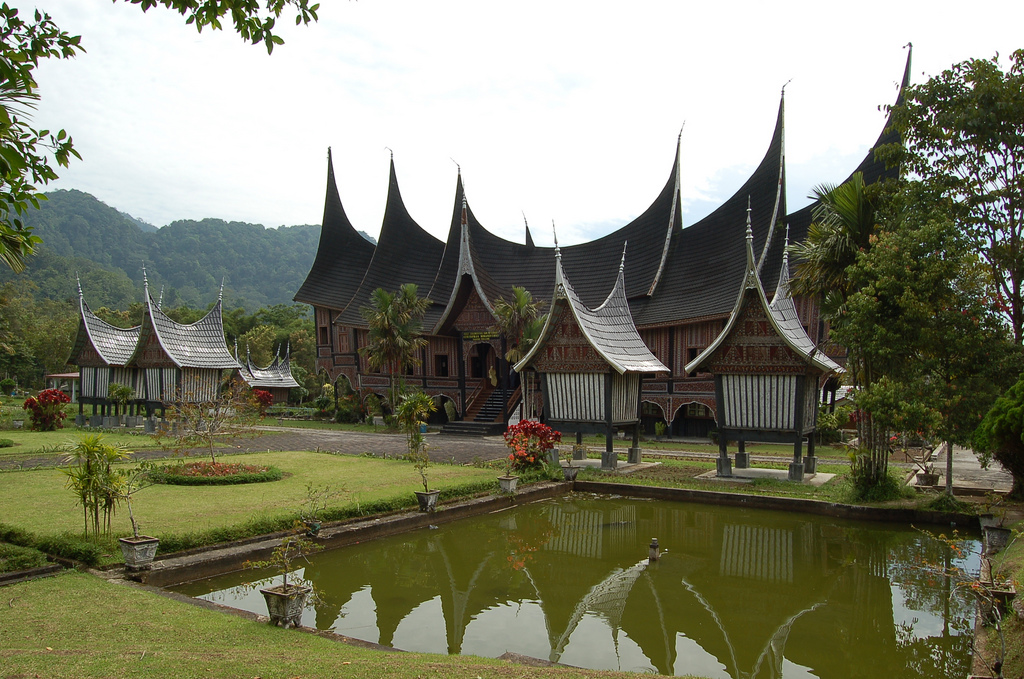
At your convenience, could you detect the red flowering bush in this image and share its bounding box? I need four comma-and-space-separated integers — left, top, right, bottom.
503, 420, 561, 472
23, 389, 71, 431
252, 389, 274, 416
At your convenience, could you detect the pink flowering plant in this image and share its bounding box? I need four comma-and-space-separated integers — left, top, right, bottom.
23, 389, 71, 431
503, 420, 561, 473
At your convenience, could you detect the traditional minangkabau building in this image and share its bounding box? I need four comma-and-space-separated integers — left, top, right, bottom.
235, 343, 300, 404
295, 56, 910, 438
70, 276, 240, 421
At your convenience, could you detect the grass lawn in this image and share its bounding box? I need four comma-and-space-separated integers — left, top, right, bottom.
0, 450, 496, 542
0, 428, 167, 461
0, 571, 686, 679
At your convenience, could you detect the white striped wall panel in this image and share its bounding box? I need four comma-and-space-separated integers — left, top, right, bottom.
611, 373, 640, 423
721, 374, 797, 430
547, 373, 605, 421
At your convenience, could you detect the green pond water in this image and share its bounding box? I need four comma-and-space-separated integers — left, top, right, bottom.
172, 494, 979, 677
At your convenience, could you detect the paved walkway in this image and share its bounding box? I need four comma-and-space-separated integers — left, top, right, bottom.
933, 444, 1013, 495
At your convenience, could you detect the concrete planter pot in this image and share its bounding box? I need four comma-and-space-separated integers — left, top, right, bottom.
984, 526, 1013, 555
562, 465, 579, 482
916, 472, 940, 486
498, 475, 519, 494
119, 536, 160, 570
415, 490, 440, 512
260, 584, 311, 628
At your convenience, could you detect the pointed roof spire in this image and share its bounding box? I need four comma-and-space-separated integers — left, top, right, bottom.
619, 241, 627, 275
552, 220, 560, 257
902, 42, 913, 90
142, 264, 149, 293
523, 212, 535, 248
219, 278, 224, 302
157, 286, 164, 310
76, 273, 83, 299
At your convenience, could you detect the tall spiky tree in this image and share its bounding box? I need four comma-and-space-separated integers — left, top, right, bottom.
359, 284, 431, 410
789, 172, 891, 486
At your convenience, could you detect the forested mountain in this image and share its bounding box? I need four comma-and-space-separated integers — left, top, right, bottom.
0, 189, 344, 310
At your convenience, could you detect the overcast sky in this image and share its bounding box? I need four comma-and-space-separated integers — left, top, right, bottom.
24, 1, 1024, 246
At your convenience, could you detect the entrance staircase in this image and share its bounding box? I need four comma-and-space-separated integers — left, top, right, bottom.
441, 385, 520, 436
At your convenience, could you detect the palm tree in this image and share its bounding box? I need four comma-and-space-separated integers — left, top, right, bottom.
788, 172, 876, 319
492, 287, 546, 364
493, 287, 547, 420
359, 284, 431, 410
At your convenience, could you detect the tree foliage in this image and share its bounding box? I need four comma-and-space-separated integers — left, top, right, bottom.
834, 195, 1017, 494
975, 375, 1024, 498
878, 49, 1024, 342
124, 0, 319, 54
0, 3, 83, 272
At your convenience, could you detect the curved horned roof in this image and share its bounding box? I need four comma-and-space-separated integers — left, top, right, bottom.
516, 245, 669, 375
70, 280, 141, 367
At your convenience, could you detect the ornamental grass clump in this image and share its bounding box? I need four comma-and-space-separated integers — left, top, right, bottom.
23, 389, 71, 431
503, 420, 561, 472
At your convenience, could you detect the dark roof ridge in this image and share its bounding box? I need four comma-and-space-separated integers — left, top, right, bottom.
334, 157, 446, 325
293, 147, 377, 310
756, 93, 787, 275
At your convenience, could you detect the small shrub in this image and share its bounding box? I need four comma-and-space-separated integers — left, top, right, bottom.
34, 534, 104, 566
0, 542, 49, 573
22, 389, 71, 431
252, 389, 274, 416
504, 420, 561, 472
0, 378, 15, 394
848, 454, 912, 502
0, 438, 13, 447
654, 421, 668, 437
0, 523, 34, 547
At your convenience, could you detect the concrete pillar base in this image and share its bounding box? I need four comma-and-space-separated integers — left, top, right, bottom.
716, 456, 733, 477
628, 447, 642, 464
601, 450, 618, 471
788, 462, 805, 482
735, 451, 750, 469
803, 455, 817, 475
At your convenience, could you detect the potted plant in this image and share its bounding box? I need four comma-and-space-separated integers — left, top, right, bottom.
245, 522, 323, 628
979, 492, 1013, 555
561, 444, 585, 482
112, 462, 160, 570
396, 391, 439, 511
498, 454, 519, 494
299, 482, 345, 537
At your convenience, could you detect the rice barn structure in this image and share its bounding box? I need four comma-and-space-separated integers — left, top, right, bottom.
70, 277, 240, 424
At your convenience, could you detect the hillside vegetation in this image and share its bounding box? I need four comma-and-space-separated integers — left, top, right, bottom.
1, 189, 332, 310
